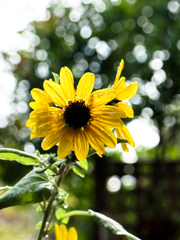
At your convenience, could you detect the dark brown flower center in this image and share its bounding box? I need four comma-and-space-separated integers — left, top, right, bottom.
64, 100, 91, 129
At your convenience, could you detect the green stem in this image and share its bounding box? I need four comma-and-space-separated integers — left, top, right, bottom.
59, 210, 91, 221
45, 207, 56, 232
87, 149, 96, 157
37, 162, 66, 240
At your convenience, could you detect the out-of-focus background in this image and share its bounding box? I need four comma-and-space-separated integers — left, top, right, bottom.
0, 0, 180, 239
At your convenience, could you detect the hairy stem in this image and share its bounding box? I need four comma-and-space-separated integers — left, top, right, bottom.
37, 162, 66, 240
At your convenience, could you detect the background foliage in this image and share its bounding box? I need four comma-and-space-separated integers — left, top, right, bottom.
0, 0, 180, 239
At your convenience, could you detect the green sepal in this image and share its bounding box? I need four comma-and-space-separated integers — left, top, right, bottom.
117, 138, 129, 144
52, 72, 59, 84
55, 208, 69, 224
88, 210, 141, 240
72, 167, 85, 178
0, 148, 42, 166
76, 158, 88, 171
0, 168, 53, 210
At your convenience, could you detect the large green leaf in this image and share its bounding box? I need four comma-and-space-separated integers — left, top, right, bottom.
89, 210, 141, 240
0, 148, 42, 165
0, 168, 53, 209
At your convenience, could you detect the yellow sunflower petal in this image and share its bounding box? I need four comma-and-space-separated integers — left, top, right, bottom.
113, 76, 126, 95
115, 128, 129, 152
76, 73, 95, 100
31, 107, 60, 115
113, 59, 124, 88
57, 127, 74, 159
89, 122, 117, 148
60, 66, 75, 102
55, 224, 62, 240
74, 129, 89, 161
86, 89, 116, 107
29, 102, 47, 109
34, 107, 61, 113
30, 133, 36, 140
41, 125, 69, 150
58, 224, 68, 240
43, 80, 67, 107
84, 126, 105, 156
116, 81, 138, 100
67, 227, 78, 240
54, 110, 64, 124
92, 117, 123, 128
121, 121, 135, 147
31, 88, 51, 103
29, 108, 59, 122
31, 119, 64, 137
26, 119, 35, 127
116, 102, 134, 118
91, 105, 126, 118
121, 143, 129, 152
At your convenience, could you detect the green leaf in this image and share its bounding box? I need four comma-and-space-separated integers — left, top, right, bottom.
88, 210, 141, 240
55, 208, 69, 224
0, 148, 42, 166
76, 158, 88, 171
36, 205, 43, 212
0, 168, 53, 209
52, 72, 59, 84
117, 138, 129, 144
35, 221, 42, 230
72, 167, 85, 178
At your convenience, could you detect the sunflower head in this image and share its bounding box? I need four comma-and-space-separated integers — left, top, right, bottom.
26, 66, 126, 161
26, 61, 139, 159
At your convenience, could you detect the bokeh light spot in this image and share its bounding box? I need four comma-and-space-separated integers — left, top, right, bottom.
24, 142, 35, 154
149, 58, 163, 70
80, 26, 92, 39
121, 175, 137, 190
107, 175, 121, 192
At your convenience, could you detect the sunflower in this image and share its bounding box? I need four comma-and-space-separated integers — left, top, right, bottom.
112, 60, 138, 152
26, 66, 126, 160
55, 224, 77, 240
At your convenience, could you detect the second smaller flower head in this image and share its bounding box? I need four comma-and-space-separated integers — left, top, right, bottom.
55, 224, 77, 240
112, 59, 138, 152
